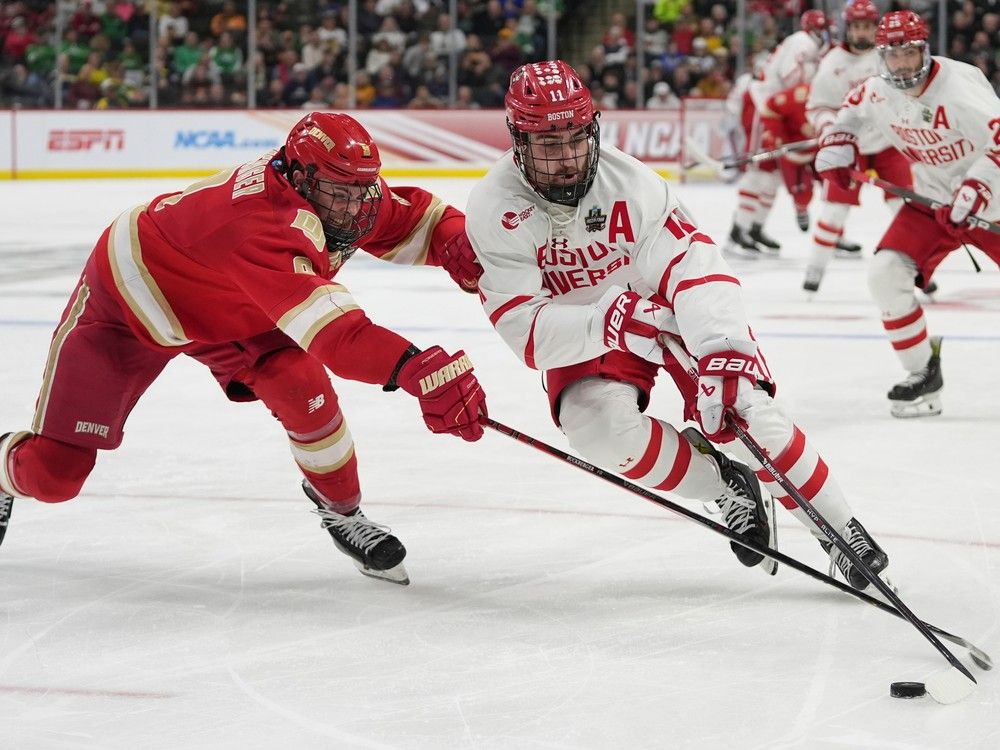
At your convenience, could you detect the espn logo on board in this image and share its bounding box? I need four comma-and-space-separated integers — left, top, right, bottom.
47, 129, 125, 151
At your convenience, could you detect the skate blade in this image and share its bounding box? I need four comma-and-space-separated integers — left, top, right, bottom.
890, 393, 942, 419
354, 560, 410, 585
724, 245, 762, 260
760, 493, 778, 577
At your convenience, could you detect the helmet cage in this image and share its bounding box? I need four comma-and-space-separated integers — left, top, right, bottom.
292, 160, 383, 256
509, 118, 601, 206
877, 40, 931, 90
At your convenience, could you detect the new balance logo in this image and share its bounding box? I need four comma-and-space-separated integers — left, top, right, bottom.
419, 356, 473, 395
307, 394, 326, 413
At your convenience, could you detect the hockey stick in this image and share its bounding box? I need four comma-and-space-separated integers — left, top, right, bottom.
659, 337, 981, 703
483, 417, 991, 673
850, 169, 1000, 239
684, 135, 816, 174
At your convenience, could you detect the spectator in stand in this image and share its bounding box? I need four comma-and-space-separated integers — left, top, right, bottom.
366, 38, 395, 75
454, 83, 480, 108
490, 26, 522, 75
159, 2, 189, 46
472, 0, 505, 39
403, 32, 432, 81
211, 1, 247, 41
1, 62, 46, 106
171, 31, 202, 77
300, 27, 326, 70
68, 62, 100, 108
355, 0, 383, 37
430, 13, 467, 59
642, 17, 669, 57
211, 32, 243, 81
653, 0, 686, 26
70, 2, 102, 40
281, 62, 311, 107
2, 16, 35, 62
602, 24, 631, 67
302, 85, 328, 109
409, 83, 443, 109
646, 80, 680, 108
318, 12, 347, 51
330, 81, 351, 108
373, 17, 406, 53
372, 66, 405, 107
354, 69, 376, 107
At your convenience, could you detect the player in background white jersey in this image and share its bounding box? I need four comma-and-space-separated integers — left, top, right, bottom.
803, 0, 913, 293
727, 10, 832, 256
816, 10, 1000, 417
467, 59, 893, 590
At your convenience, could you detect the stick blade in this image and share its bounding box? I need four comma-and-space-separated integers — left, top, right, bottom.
924, 667, 977, 705
968, 645, 993, 671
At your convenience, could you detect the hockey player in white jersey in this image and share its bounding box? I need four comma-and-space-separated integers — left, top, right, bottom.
467, 59, 893, 590
728, 10, 832, 255
816, 10, 1000, 417
803, 0, 913, 292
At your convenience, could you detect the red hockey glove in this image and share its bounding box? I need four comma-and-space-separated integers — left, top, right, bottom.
592, 286, 674, 365
934, 179, 991, 238
814, 132, 859, 191
695, 340, 759, 442
397, 346, 487, 442
439, 231, 482, 294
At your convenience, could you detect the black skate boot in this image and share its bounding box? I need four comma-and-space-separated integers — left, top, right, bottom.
796, 209, 810, 232
920, 279, 938, 296
834, 238, 862, 257
303, 481, 409, 585
749, 222, 781, 252
819, 517, 891, 592
888, 336, 943, 418
0, 432, 16, 548
727, 224, 762, 258
682, 428, 777, 574
802, 266, 823, 293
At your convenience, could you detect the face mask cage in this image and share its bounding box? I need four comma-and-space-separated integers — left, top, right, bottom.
298, 164, 383, 255
509, 120, 601, 206
878, 41, 931, 90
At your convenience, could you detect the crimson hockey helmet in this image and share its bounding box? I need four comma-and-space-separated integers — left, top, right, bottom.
844, 0, 879, 24
505, 60, 601, 206
875, 11, 931, 90
800, 9, 831, 35
282, 112, 383, 254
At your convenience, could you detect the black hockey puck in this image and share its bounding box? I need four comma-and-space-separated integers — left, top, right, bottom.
890, 681, 926, 699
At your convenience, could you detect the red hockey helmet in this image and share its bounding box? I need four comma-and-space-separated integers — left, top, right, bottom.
800, 9, 831, 35
505, 60, 601, 206
844, 0, 879, 24
875, 11, 931, 90
282, 112, 383, 253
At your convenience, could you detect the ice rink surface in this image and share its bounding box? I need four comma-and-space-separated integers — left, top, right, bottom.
1, 176, 999, 749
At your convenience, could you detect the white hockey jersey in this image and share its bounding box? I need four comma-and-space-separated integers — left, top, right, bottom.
465, 145, 750, 371
749, 31, 824, 112
832, 57, 1000, 218
806, 43, 887, 152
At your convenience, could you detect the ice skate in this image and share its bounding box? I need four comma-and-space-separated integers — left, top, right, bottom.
888, 336, 942, 418
726, 224, 763, 258
802, 266, 824, 294
749, 222, 781, 253
0, 432, 16, 548
820, 517, 894, 592
920, 279, 938, 297
683, 428, 777, 574
303, 481, 409, 585
796, 209, 810, 232
834, 238, 862, 257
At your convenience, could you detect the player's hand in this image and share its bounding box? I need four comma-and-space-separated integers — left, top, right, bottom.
694, 340, 759, 442
814, 132, 859, 190
397, 346, 487, 441
439, 231, 482, 294
591, 286, 674, 365
934, 179, 991, 238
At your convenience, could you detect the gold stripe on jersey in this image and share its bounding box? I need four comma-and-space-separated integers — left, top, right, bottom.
154, 168, 237, 212
108, 205, 192, 348
289, 420, 355, 473
291, 209, 326, 253
275, 283, 360, 350
32, 283, 90, 433
378, 196, 446, 266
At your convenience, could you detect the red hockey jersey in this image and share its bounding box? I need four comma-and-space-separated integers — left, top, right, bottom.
90, 151, 465, 385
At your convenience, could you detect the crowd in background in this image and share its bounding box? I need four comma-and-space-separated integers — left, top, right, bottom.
0, 1, 987, 111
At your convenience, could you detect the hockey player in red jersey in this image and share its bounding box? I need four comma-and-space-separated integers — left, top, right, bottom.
0, 112, 486, 585
466, 60, 894, 591
816, 11, 1000, 417
758, 82, 817, 235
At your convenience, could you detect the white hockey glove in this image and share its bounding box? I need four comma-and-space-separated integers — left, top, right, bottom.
694, 339, 759, 441
814, 132, 859, 191
591, 286, 673, 365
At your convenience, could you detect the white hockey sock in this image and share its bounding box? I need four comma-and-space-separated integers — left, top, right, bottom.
809, 202, 850, 271
869, 250, 931, 372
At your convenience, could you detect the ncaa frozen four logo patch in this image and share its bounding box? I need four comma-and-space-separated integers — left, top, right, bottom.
585, 205, 607, 232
